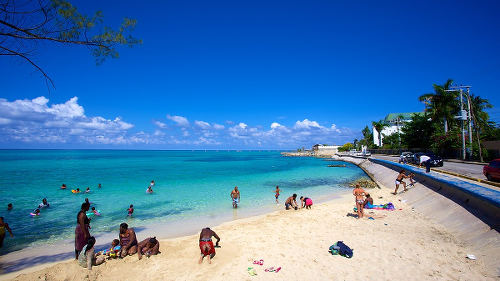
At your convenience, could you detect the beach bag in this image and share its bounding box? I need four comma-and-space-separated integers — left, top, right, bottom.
336, 241, 353, 258
328, 243, 340, 255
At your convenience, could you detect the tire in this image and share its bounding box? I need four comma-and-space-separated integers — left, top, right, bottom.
486, 173, 492, 181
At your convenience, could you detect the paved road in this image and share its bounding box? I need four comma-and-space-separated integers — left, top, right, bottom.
372, 155, 486, 180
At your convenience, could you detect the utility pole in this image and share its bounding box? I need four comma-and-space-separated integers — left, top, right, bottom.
466, 87, 473, 149
459, 89, 466, 160
448, 85, 472, 160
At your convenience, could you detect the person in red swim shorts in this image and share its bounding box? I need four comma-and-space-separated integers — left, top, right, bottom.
198, 227, 220, 264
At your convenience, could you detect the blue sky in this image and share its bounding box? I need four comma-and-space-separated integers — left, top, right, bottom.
1, 0, 499, 149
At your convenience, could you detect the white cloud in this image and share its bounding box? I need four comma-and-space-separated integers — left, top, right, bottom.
167, 115, 189, 127
212, 123, 225, 130
0, 96, 135, 145
238, 122, 248, 129
194, 120, 211, 129
270, 122, 281, 129
294, 119, 323, 129
330, 123, 341, 133
154, 121, 167, 129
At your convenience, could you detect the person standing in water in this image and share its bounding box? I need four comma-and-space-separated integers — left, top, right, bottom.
198, 227, 220, 264
128, 205, 134, 216
75, 202, 91, 259
230, 186, 240, 208
274, 186, 281, 203
0, 217, 13, 249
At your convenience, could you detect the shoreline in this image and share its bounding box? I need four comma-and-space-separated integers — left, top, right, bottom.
3, 156, 499, 280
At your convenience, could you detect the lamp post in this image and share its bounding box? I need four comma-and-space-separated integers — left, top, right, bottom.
447, 85, 472, 160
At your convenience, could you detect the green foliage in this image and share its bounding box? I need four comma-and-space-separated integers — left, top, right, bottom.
381, 133, 400, 149
400, 113, 436, 149
419, 79, 459, 133
338, 142, 354, 152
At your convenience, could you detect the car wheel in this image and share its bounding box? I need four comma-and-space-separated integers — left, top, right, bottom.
486, 173, 492, 181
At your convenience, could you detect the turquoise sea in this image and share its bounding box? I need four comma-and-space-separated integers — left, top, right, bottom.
0, 150, 365, 254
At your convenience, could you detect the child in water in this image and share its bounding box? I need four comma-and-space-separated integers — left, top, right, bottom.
127, 205, 134, 216
274, 186, 280, 203
91, 207, 100, 216
85, 187, 91, 193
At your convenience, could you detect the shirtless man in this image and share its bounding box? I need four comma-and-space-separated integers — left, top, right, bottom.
393, 170, 408, 194
284, 194, 298, 210
353, 184, 365, 219
198, 227, 220, 264
230, 186, 240, 208
137, 237, 160, 260
0, 217, 13, 249
119, 223, 138, 257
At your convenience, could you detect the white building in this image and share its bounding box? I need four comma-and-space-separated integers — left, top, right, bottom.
312, 144, 340, 155
372, 112, 423, 146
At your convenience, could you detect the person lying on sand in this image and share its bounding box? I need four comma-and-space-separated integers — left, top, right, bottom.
363, 193, 373, 208
230, 186, 240, 208
393, 170, 408, 194
353, 184, 365, 219
300, 196, 313, 209
137, 237, 160, 260
285, 194, 298, 210
78, 237, 105, 270
119, 223, 138, 257
198, 227, 220, 264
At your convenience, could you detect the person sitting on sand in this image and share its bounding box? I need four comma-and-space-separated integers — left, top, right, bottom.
128, 204, 134, 216
285, 194, 298, 210
300, 196, 313, 209
38, 198, 49, 208
393, 170, 408, 194
78, 236, 105, 270
0, 217, 14, 249
274, 185, 280, 203
230, 186, 240, 208
353, 184, 366, 219
198, 227, 220, 264
100, 239, 121, 257
363, 193, 374, 208
137, 237, 160, 260
7, 203, 12, 211
119, 223, 138, 257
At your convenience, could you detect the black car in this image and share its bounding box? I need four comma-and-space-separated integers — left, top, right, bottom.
399, 152, 413, 163
411, 152, 444, 167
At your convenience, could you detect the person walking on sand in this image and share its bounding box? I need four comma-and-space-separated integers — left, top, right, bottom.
0, 217, 13, 249
393, 170, 408, 194
353, 184, 365, 219
198, 227, 220, 264
230, 186, 240, 208
274, 185, 280, 203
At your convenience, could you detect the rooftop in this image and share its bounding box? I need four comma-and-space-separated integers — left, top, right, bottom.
384, 112, 424, 123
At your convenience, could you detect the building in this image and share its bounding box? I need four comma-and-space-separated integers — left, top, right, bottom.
372, 112, 424, 146
312, 144, 340, 155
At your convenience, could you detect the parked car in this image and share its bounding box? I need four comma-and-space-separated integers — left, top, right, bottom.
411, 152, 444, 167
399, 152, 413, 163
483, 159, 500, 182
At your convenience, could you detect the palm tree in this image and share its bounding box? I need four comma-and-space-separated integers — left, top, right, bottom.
419, 79, 459, 133
372, 120, 387, 147
469, 94, 493, 162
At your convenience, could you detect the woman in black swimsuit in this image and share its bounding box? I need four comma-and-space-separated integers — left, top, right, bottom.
75, 202, 91, 259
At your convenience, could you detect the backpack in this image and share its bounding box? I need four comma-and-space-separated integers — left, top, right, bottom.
328, 243, 340, 255
336, 241, 353, 258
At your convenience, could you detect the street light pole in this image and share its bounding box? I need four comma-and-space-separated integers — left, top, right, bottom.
459, 89, 466, 160
466, 87, 473, 149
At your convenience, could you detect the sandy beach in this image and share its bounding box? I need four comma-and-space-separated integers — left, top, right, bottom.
5, 158, 498, 281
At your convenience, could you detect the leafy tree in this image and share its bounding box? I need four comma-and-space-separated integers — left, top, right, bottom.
382, 133, 401, 149
0, 0, 141, 86
338, 142, 354, 152
469, 94, 494, 161
371, 120, 387, 147
419, 79, 459, 133
401, 114, 435, 149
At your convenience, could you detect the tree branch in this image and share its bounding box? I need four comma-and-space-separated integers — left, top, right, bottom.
0, 45, 54, 87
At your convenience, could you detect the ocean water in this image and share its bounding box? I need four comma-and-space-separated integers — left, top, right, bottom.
0, 150, 365, 254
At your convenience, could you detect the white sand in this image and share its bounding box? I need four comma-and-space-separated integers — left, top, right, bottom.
5, 158, 499, 281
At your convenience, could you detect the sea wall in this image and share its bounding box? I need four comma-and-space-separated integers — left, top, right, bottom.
334, 155, 500, 275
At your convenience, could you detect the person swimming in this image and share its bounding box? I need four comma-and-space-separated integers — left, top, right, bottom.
61, 184, 67, 189
38, 198, 49, 208
85, 187, 91, 193
7, 203, 13, 211
91, 207, 100, 216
